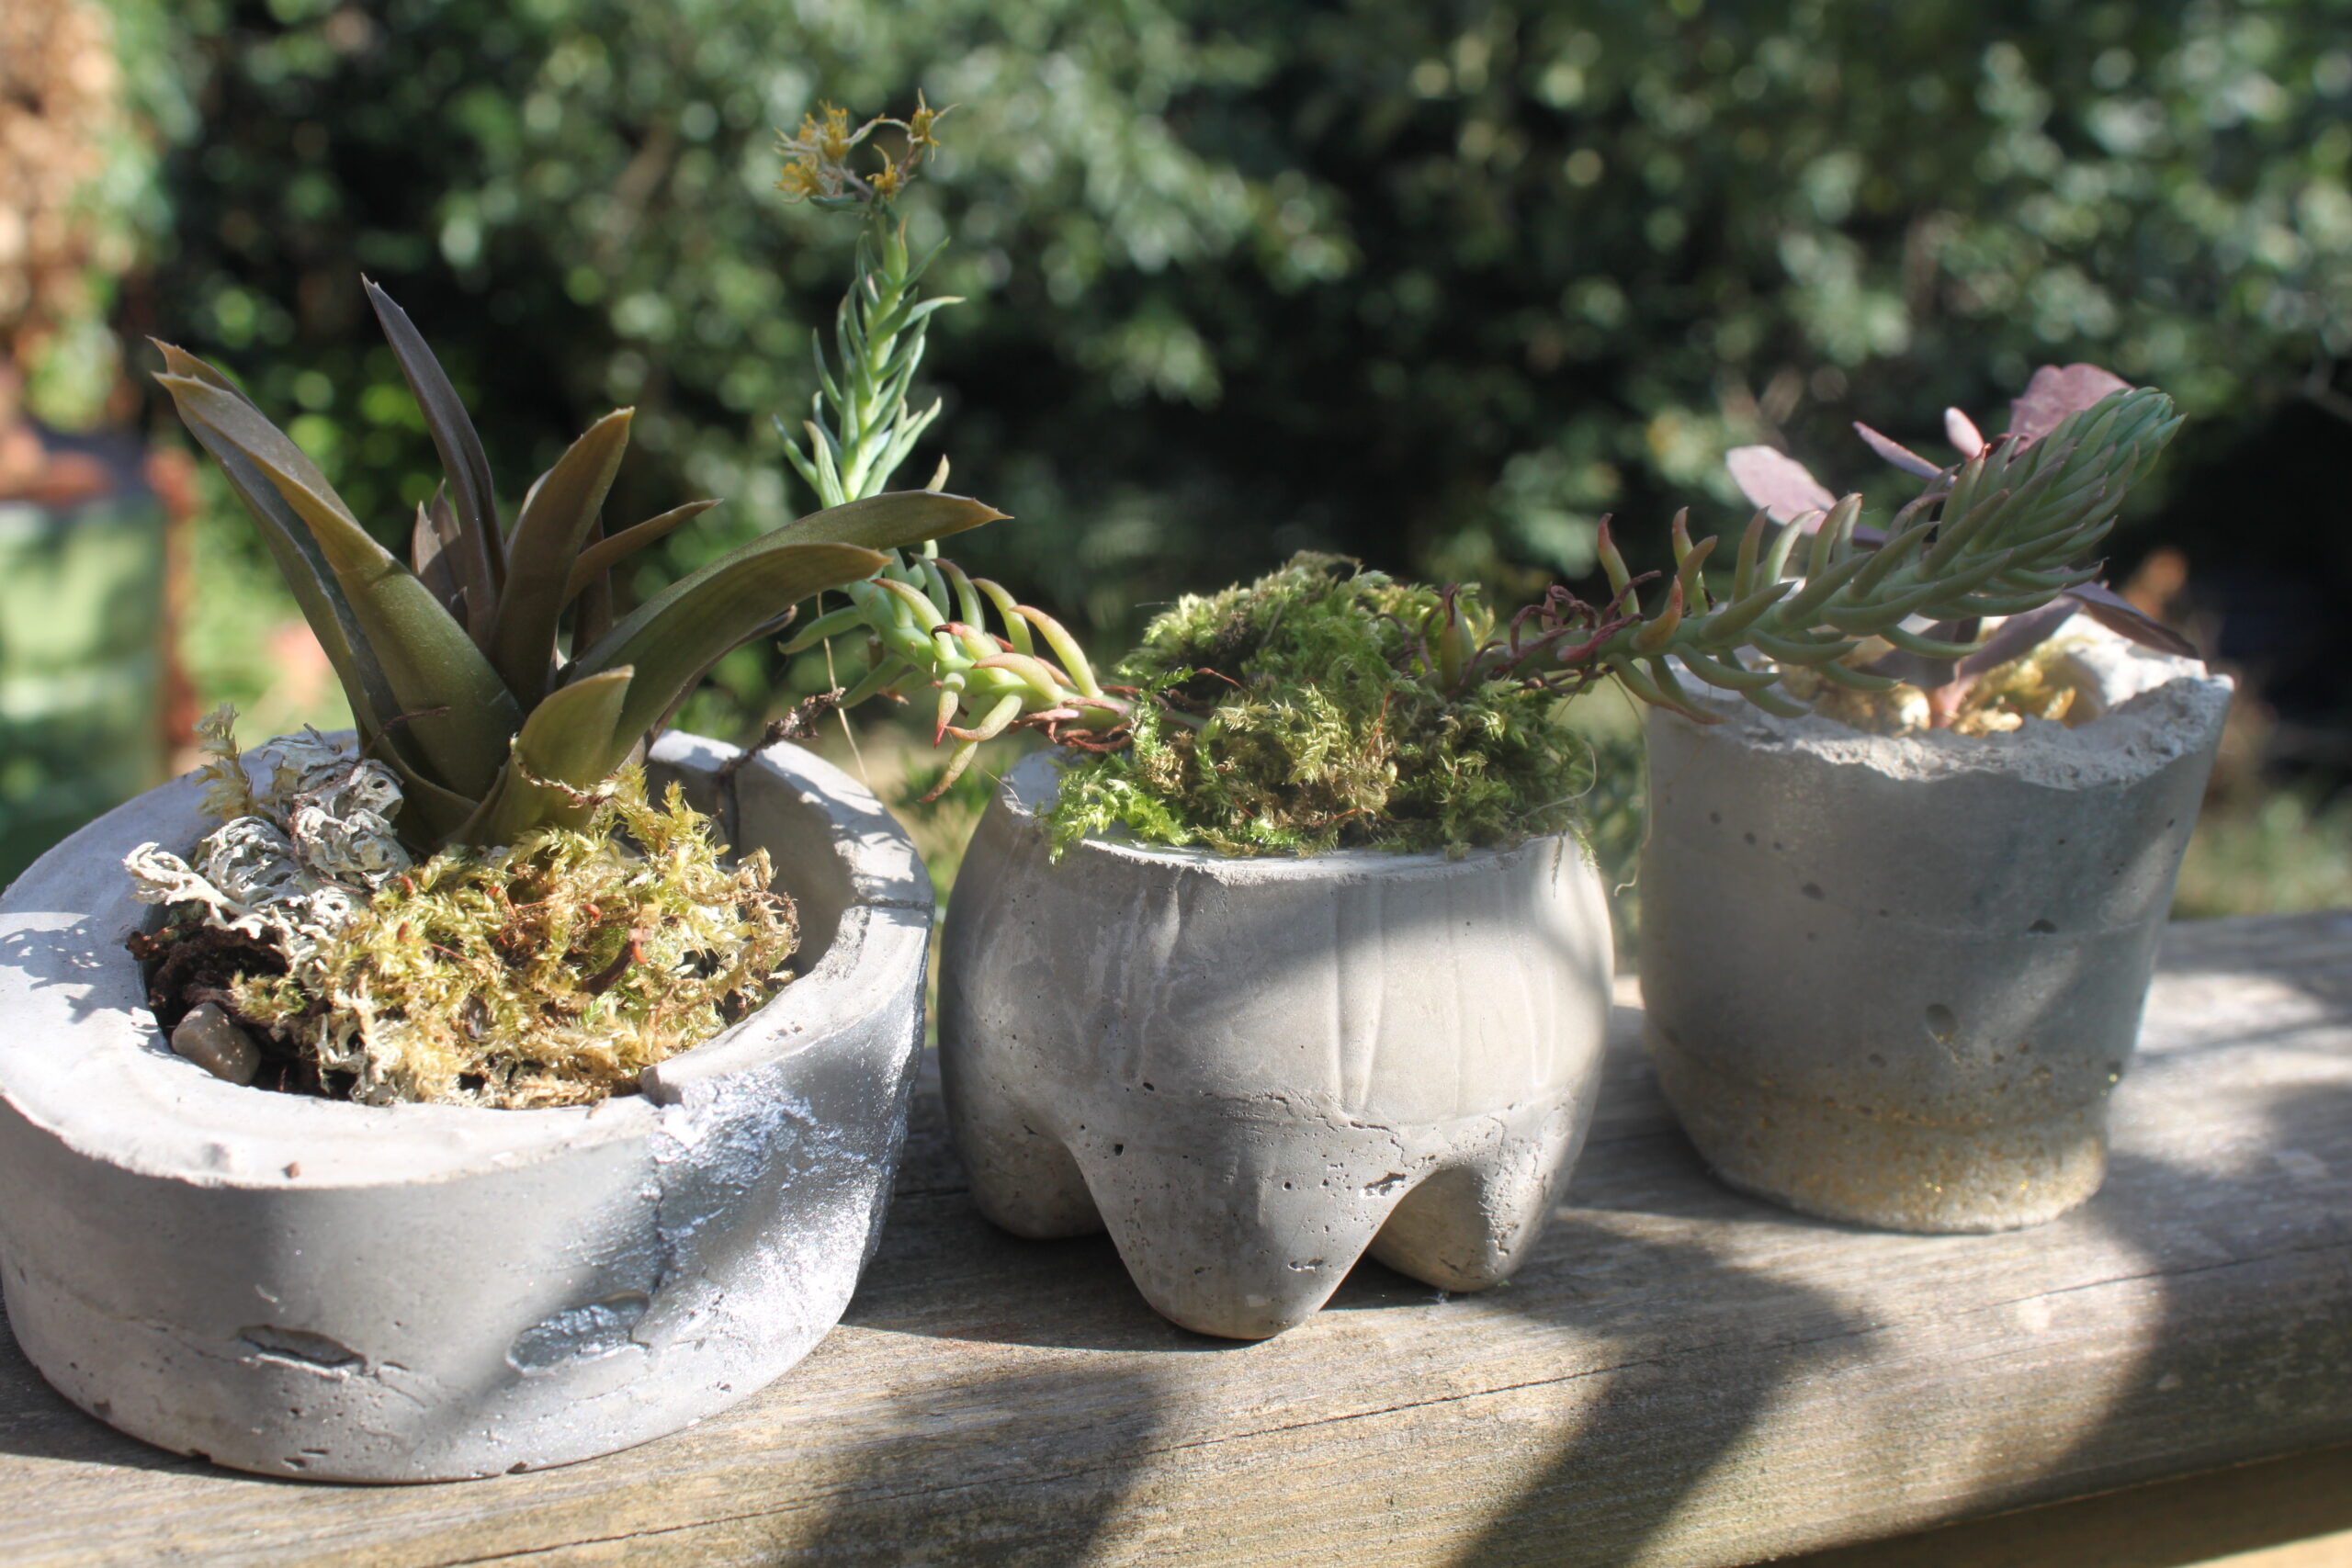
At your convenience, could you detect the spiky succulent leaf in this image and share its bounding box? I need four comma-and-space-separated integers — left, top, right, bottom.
771, 489, 1008, 551
365, 278, 503, 645
454, 668, 636, 847
564, 498, 719, 603
153, 345, 396, 739
157, 372, 524, 799
493, 407, 633, 705
568, 537, 889, 741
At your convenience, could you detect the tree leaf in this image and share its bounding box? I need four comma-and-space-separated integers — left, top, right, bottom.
569, 537, 888, 743
365, 278, 503, 644
493, 407, 633, 705
452, 668, 636, 848
159, 372, 523, 799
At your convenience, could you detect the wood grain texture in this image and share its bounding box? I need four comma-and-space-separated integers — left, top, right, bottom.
1, 910, 2347, 1567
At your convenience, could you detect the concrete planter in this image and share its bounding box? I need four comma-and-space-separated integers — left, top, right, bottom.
1638, 629, 2232, 1232
939, 753, 1614, 1340
0, 733, 930, 1481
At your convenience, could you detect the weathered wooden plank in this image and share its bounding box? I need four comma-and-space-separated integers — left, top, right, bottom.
0, 910, 2346, 1567
1784, 1442, 2352, 1568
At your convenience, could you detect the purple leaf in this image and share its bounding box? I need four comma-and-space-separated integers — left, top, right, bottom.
2064, 581, 2202, 660
1944, 407, 1987, 458
1725, 446, 1836, 521
1864, 618, 1980, 693
1956, 599, 2077, 679
1853, 422, 1944, 479
2007, 364, 2131, 446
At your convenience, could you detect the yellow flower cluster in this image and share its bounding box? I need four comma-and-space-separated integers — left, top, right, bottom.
775, 94, 948, 209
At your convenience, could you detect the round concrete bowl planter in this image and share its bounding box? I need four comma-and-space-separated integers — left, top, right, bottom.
938, 752, 1615, 1341
1637, 628, 2233, 1232
0, 732, 930, 1482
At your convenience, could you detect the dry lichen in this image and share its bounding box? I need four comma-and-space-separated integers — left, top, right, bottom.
129, 713, 797, 1108
1041, 555, 1593, 858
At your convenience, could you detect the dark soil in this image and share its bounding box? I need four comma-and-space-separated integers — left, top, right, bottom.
128, 919, 346, 1097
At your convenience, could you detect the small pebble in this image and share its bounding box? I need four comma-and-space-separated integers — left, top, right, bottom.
172, 1003, 262, 1086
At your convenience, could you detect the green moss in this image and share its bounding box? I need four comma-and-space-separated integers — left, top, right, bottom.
229, 768, 797, 1108
1041, 555, 1594, 858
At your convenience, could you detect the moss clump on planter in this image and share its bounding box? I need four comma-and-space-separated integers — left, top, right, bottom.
132, 716, 797, 1108
229, 775, 794, 1110
1039, 554, 1593, 858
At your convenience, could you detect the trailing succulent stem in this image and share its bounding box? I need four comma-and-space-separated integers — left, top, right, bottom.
773, 101, 1126, 794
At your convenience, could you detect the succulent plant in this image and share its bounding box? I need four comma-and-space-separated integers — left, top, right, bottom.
1420, 379, 2188, 724
153, 280, 1004, 854
1720, 363, 2199, 725
1040, 378, 2199, 858
765, 101, 1125, 796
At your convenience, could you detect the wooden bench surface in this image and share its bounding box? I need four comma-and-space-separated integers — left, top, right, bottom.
3, 909, 2348, 1567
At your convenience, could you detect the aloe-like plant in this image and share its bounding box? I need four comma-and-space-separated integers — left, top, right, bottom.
153, 281, 1004, 854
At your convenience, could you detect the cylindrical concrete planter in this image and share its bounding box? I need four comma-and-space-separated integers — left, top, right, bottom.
938, 753, 1615, 1340
1638, 630, 2232, 1232
0, 733, 931, 1481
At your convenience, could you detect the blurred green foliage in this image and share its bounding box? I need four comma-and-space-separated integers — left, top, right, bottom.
118, 0, 2352, 673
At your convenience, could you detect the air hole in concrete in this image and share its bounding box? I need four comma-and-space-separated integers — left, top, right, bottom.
1744, 832, 1757, 845
508, 1293, 650, 1374
1113, 1144, 1125, 1156
238, 1325, 362, 1376
1801, 883, 1825, 901
510, 1461, 529, 1474
1142, 1082, 1155, 1091
1867, 1053, 1886, 1067
1710, 811, 1722, 825
2029, 919, 2057, 934
1924, 1003, 1958, 1043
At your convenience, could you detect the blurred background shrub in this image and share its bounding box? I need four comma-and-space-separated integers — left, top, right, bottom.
5, 0, 2347, 912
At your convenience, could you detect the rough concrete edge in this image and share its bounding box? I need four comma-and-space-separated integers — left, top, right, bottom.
0, 732, 926, 1189
1664, 624, 2235, 790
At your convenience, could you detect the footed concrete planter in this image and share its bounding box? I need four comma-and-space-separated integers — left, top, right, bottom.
1638, 629, 2232, 1233
939, 753, 1614, 1340
0, 733, 930, 1481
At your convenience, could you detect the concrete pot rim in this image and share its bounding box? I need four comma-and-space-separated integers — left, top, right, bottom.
1653, 629, 2233, 788
0, 732, 928, 1191
994, 750, 1585, 882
